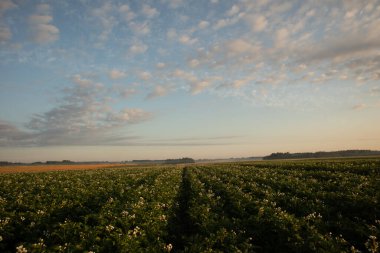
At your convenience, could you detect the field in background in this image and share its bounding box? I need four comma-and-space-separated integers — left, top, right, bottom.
0, 164, 132, 173
0, 158, 379, 252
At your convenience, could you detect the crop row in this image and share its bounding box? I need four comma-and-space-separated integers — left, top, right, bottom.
0, 167, 181, 253
0, 159, 379, 253
174, 159, 379, 252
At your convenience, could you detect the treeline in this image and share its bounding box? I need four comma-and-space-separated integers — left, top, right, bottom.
132, 157, 195, 164
263, 150, 380, 160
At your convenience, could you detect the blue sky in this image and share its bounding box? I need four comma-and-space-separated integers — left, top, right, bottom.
1, 0, 380, 162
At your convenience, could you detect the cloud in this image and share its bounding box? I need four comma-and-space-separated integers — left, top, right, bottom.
28, 4, 59, 44
118, 88, 137, 98
190, 76, 221, 95
129, 21, 150, 36
226, 4, 240, 16
109, 69, 126, 80
167, 28, 177, 40
188, 59, 200, 68
227, 75, 255, 89
351, 104, 367, 111
249, 15, 267, 32
156, 62, 166, 69
138, 71, 151, 81
72, 74, 92, 87
226, 39, 260, 56
119, 4, 136, 21
107, 108, 151, 124
198, 20, 209, 29
299, 33, 380, 63
0, 75, 151, 147
213, 12, 244, 30
0, 25, 11, 41
91, 2, 122, 46
274, 28, 289, 48
166, 0, 184, 9
190, 80, 212, 95
179, 34, 197, 45
146, 85, 170, 99
0, 120, 34, 146
0, 0, 16, 12
0, 0, 16, 42
213, 19, 228, 30
370, 87, 380, 96
142, 4, 159, 18
129, 41, 148, 54
172, 69, 197, 82
171, 69, 220, 94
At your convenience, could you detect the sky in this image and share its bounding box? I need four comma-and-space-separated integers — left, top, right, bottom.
0, 0, 380, 162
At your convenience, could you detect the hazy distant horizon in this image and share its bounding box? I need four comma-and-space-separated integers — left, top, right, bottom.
1, 0, 379, 162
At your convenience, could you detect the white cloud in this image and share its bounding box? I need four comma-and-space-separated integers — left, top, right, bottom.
142, 4, 159, 18
188, 59, 200, 68
226, 39, 260, 55
249, 15, 267, 32
138, 71, 151, 81
129, 42, 148, 54
213, 12, 244, 30
210, 0, 218, 4
119, 4, 136, 21
107, 108, 151, 124
190, 80, 211, 95
198, 20, 209, 29
227, 4, 240, 16
172, 69, 197, 82
167, 0, 184, 9
230, 75, 255, 89
28, 4, 59, 44
129, 21, 150, 36
275, 28, 289, 48
118, 88, 136, 98
156, 62, 166, 69
190, 76, 222, 95
109, 69, 126, 80
179, 34, 198, 45
147, 85, 170, 99
71, 74, 93, 87
269, 1, 293, 15
213, 19, 228, 30
91, 2, 116, 46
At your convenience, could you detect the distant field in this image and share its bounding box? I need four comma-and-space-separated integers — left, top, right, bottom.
0, 163, 131, 173
0, 158, 379, 252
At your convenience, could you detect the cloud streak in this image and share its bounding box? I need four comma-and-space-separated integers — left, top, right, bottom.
28, 4, 59, 44
0, 75, 151, 147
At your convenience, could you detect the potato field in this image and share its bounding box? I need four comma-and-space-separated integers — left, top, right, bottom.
0, 159, 379, 252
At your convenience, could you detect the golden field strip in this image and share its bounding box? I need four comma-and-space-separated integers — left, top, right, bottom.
0, 163, 132, 173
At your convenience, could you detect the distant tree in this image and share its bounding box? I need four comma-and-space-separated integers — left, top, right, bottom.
263, 150, 380, 160
164, 158, 195, 164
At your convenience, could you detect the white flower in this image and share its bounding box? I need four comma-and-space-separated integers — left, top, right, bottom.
105, 224, 115, 232
16, 245, 28, 253
164, 243, 173, 252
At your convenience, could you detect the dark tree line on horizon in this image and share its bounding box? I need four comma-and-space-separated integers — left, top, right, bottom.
263, 150, 380, 160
